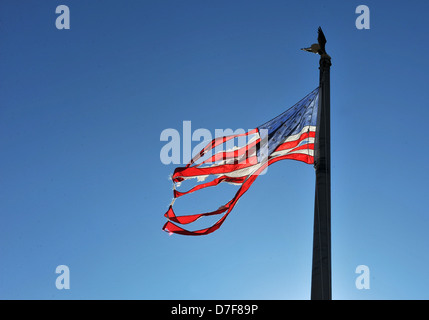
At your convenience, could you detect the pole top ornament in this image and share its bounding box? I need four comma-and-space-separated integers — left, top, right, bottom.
301, 27, 330, 59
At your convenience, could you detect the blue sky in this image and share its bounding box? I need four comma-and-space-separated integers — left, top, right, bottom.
1, 0, 428, 299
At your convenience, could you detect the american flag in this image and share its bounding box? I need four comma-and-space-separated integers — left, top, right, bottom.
163, 87, 320, 236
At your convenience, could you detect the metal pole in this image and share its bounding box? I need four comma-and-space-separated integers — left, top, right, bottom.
310, 30, 332, 300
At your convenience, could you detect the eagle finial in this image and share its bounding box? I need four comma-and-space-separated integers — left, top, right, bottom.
301, 26, 329, 58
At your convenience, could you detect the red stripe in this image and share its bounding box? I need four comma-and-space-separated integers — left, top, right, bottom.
164, 200, 233, 225
286, 143, 314, 154
269, 152, 314, 165
163, 218, 224, 236
274, 131, 315, 152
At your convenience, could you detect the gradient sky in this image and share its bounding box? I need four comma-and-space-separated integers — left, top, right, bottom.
1, 0, 429, 300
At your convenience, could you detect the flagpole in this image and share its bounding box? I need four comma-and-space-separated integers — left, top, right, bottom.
308, 27, 332, 300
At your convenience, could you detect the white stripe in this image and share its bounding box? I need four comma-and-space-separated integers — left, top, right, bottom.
270, 147, 314, 158
221, 161, 264, 178
282, 125, 316, 143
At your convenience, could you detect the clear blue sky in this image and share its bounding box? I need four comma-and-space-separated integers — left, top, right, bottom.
1, 0, 428, 300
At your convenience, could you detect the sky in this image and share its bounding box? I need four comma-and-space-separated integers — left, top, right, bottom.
1, 0, 428, 300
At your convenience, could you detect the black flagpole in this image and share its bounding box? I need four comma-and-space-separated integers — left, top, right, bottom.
302, 27, 332, 300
